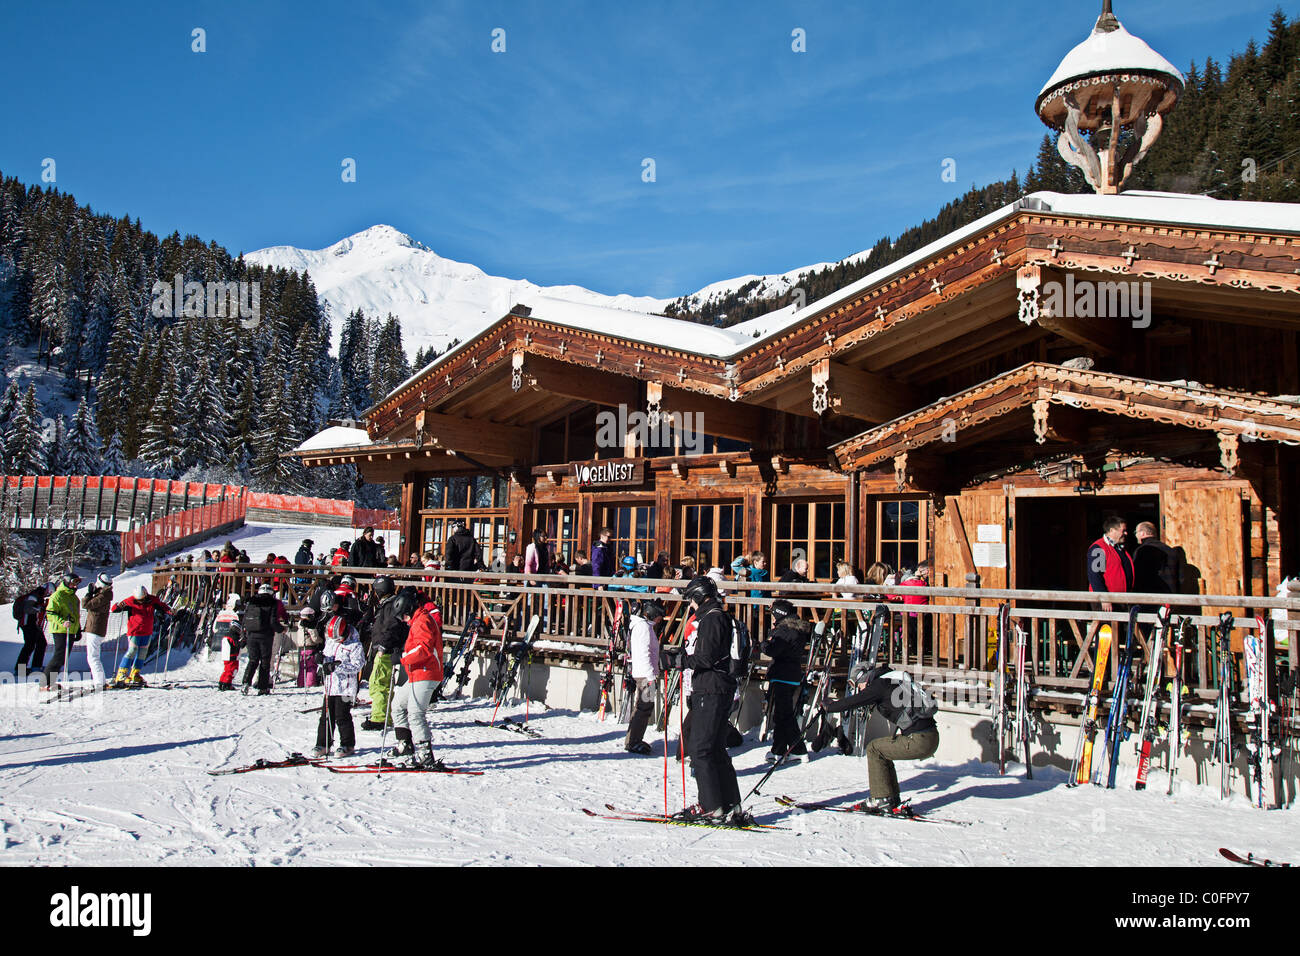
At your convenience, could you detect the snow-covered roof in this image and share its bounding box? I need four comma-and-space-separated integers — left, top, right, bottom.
373, 189, 1300, 412
295, 426, 370, 452
1038, 17, 1184, 100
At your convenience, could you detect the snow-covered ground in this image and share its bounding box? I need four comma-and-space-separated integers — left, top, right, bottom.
1, 524, 1296, 867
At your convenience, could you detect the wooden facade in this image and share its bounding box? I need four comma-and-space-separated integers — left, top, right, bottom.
293, 196, 1300, 602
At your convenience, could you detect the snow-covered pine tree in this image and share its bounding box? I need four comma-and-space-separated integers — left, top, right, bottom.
4, 384, 45, 474
64, 398, 102, 475
138, 342, 185, 477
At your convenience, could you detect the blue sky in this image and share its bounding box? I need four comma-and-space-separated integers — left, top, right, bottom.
1, 0, 1292, 297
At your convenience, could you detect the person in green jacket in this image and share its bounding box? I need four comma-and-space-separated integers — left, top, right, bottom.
41, 572, 82, 691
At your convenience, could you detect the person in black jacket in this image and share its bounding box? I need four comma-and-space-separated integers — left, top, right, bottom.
444, 520, 483, 572
822, 664, 939, 813
360, 577, 405, 731
350, 528, 379, 568
662, 575, 752, 826
240, 584, 287, 695
294, 539, 314, 567
762, 599, 811, 764
12, 584, 49, 675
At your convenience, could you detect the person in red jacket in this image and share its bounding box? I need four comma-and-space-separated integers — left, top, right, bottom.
386, 595, 444, 769
272, 554, 291, 596
110, 585, 173, 687
1086, 516, 1134, 612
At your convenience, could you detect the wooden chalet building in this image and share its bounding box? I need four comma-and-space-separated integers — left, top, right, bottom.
294, 190, 1300, 607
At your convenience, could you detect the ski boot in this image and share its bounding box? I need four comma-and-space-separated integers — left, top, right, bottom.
217, 680, 233, 692
129, 669, 146, 688
360, 719, 386, 732
851, 795, 901, 815
625, 741, 653, 755
410, 744, 444, 771
384, 727, 414, 760
671, 804, 707, 822
112, 668, 130, 689
310, 746, 329, 759
333, 746, 355, 758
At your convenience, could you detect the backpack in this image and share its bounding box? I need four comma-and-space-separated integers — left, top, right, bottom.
882, 669, 939, 732
705, 608, 751, 679
241, 599, 276, 637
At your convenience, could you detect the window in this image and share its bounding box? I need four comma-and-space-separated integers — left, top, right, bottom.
421, 514, 508, 566
598, 504, 656, 565
770, 500, 845, 581
532, 507, 578, 566
423, 474, 509, 510
876, 499, 927, 573
678, 502, 744, 571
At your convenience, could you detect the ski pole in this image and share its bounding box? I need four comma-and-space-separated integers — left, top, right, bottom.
662, 667, 669, 817
377, 651, 399, 774
744, 708, 824, 804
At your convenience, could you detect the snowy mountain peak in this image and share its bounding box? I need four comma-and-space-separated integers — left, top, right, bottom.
328, 224, 430, 257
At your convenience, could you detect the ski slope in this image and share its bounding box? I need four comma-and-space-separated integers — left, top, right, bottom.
1, 527, 1296, 867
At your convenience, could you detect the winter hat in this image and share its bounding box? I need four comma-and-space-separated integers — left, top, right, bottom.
258, 583, 275, 595
620, 555, 637, 572
225, 593, 241, 610
96, 572, 112, 587
135, 585, 148, 599
62, 571, 81, 587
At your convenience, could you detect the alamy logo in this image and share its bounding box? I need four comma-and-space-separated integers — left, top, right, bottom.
1041, 274, 1151, 329
150, 274, 261, 328
49, 886, 151, 936
596, 404, 703, 455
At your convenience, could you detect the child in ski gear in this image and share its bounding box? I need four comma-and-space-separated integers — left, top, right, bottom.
763, 599, 811, 763
822, 664, 940, 812
111, 585, 173, 687
239, 584, 287, 695
661, 576, 751, 826
624, 600, 663, 755
313, 612, 366, 757
41, 573, 82, 690
13, 584, 49, 675
213, 594, 244, 690
389, 597, 444, 768
295, 605, 324, 687
81, 573, 114, 690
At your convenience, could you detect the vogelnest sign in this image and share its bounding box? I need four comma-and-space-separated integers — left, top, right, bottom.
571, 460, 644, 488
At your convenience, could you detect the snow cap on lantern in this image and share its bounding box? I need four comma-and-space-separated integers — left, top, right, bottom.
1035, 1, 1184, 194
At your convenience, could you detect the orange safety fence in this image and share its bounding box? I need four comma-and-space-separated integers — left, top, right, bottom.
121, 490, 249, 565
352, 507, 400, 530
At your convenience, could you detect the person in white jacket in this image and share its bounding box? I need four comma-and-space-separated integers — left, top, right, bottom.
624, 599, 664, 755
312, 614, 366, 758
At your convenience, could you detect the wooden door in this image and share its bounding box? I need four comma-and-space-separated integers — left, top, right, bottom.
1160, 484, 1247, 600
932, 492, 1009, 667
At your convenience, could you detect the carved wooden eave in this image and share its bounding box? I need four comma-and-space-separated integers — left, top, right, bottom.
830, 361, 1300, 472
361, 203, 1300, 444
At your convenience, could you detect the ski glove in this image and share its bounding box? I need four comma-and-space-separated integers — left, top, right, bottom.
319, 659, 340, 677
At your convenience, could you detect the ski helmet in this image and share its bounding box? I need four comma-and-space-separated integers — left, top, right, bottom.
62, 571, 81, 587
682, 575, 718, 605
258, 583, 275, 595
390, 591, 419, 620
849, 662, 887, 687
302, 538, 313, 547
226, 593, 241, 610
372, 575, 395, 598
340, 575, 357, 589
637, 599, 666, 621
96, 572, 112, 587
620, 555, 637, 572
770, 599, 797, 623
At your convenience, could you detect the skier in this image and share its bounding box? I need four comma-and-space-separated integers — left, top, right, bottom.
40, 572, 82, 691
387, 594, 444, 768
81, 572, 115, 690
352, 527, 379, 567
624, 599, 663, 755
12, 583, 50, 676
239, 583, 287, 695
360, 575, 403, 731
111, 585, 173, 688
331, 540, 351, 567
763, 599, 811, 763
295, 605, 325, 688
661, 575, 751, 825
444, 519, 483, 572
821, 664, 940, 813
213, 593, 244, 691
333, 574, 364, 629
312, 609, 366, 758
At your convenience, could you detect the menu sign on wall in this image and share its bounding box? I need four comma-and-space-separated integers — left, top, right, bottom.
571, 459, 645, 488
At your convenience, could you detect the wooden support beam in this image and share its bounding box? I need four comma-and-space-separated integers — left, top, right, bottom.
811, 358, 925, 423
522, 356, 641, 408
390, 410, 531, 461
658, 385, 766, 443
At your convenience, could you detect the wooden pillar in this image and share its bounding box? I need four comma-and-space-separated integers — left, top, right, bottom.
577, 491, 594, 558
507, 480, 527, 563
400, 472, 417, 562
655, 477, 672, 560
744, 487, 763, 558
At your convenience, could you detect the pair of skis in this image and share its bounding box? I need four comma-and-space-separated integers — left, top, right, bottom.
431, 614, 482, 702
1098, 607, 1140, 788
1244, 614, 1279, 808
482, 615, 543, 733
1134, 606, 1172, 790
991, 604, 1035, 777
1068, 624, 1114, 786
596, 600, 626, 721
207, 753, 483, 776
